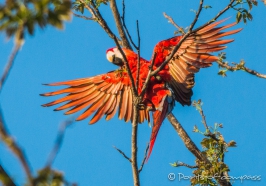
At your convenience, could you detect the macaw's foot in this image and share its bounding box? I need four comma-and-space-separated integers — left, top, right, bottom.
138, 103, 146, 110
138, 104, 155, 112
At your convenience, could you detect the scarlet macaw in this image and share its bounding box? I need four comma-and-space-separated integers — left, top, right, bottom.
41, 19, 241, 160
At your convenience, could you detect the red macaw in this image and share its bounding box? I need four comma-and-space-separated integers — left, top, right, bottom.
41, 19, 241, 160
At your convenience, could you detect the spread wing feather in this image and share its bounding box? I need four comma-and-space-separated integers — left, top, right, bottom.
153, 19, 241, 105
41, 71, 149, 124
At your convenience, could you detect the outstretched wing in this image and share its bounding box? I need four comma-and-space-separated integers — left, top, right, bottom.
152, 19, 242, 105
41, 71, 150, 124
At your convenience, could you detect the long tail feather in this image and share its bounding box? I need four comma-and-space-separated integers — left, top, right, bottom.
146, 99, 169, 162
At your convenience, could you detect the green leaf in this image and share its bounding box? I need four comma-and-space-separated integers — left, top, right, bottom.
193, 125, 199, 133
203, 5, 212, 9
252, 0, 258, 6
247, 13, 253, 21
170, 162, 178, 167
236, 11, 242, 23
218, 69, 227, 77
201, 138, 215, 148
243, 17, 247, 24
247, 0, 253, 10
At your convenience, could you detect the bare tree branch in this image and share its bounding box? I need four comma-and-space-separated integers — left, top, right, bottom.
0, 109, 33, 185
109, 0, 132, 49
200, 108, 209, 130
121, 0, 138, 49
78, 0, 123, 45
0, 164, 16, 186
140, 52, 156, 97
197, 104, 220, 141
167, 113, 208, 162
0, 42, 21, 91
135, 21, 141, 92
200, 108, 219, 141
112, 36, 138, 96
216, 60, 266, 78
189, 0, 204, 32
138, 143, 149, 173
192, 100, 209, 130
78, 0, 95, 16
46, 118, 75, 167
72, 11, 94, 20
163, 12, 185, 34
113, 146, 132, 163
192, 0, 236, 33
131, 106, 140, 186
173, 161, 198, 169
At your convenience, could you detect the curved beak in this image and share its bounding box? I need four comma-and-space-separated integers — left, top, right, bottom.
107, 54, 114, 62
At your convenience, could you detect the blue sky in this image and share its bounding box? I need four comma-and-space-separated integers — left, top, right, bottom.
1, 0, 266, 185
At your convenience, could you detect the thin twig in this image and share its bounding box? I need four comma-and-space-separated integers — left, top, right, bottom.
113, 146, 132, 163
200, 110, 219, 141
109, 0, 132, 49
199, 108, 208, 130
175, 161, 198, 169
46, 118, 75, 167
113, 36, 138, 96
121, 0, 138, 49
193, 101, 220, 141
163, 12, 185, 34
77, 0, 96, 18
78, 0, 123, 46
140, 52, 157, 98
188, 0, 204, 32
0, 108, 33, 185
216, 60, 266, 79
0, 42, 21, 91
72, 11, 94, 20
192, 0, 236, 33
136, 21, 141, 92
138, 143, 149, 173
0, 164, 16, 186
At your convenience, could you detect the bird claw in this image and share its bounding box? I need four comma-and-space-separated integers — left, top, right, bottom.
138, 103, 146, 110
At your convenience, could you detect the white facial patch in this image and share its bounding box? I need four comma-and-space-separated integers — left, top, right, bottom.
106, 51, 114, 62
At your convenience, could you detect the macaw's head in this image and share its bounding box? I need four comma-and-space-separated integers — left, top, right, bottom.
106, 47, 124, 66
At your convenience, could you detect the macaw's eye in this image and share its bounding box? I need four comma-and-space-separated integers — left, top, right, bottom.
113, 56, 123, 66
